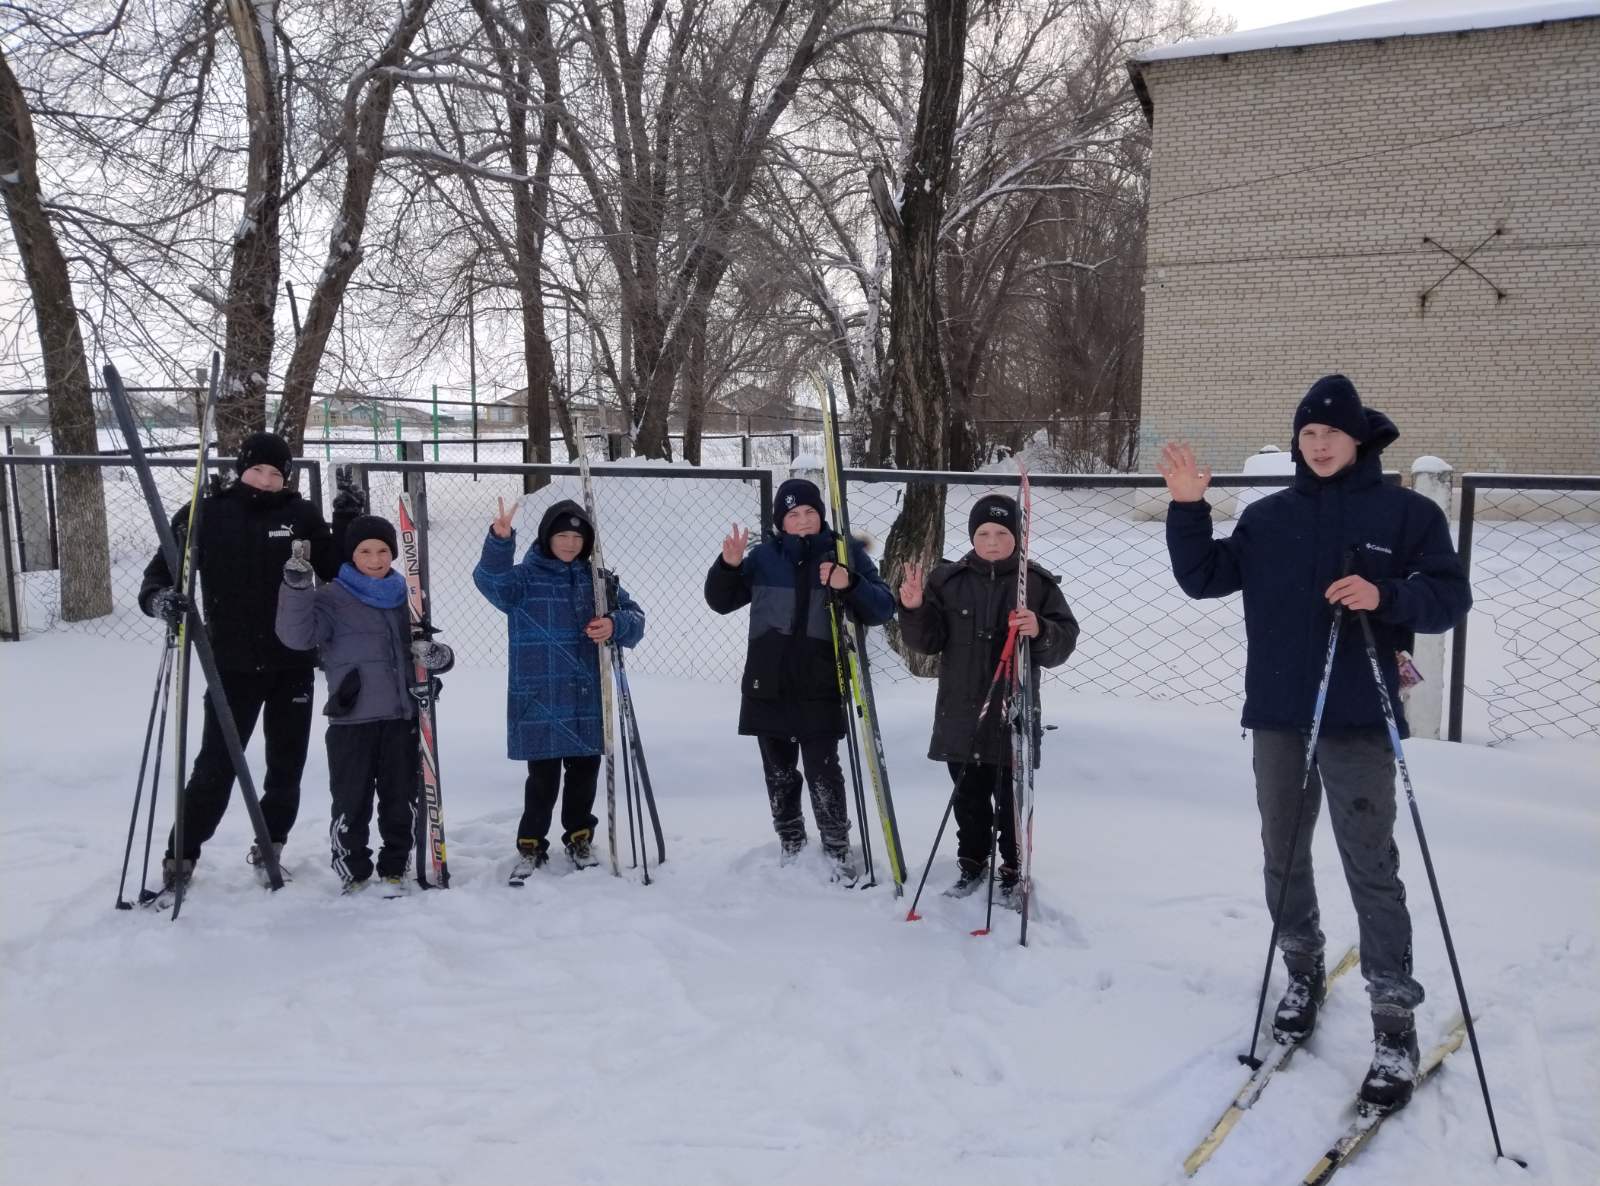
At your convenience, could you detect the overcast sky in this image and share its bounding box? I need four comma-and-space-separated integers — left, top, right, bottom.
1218, 0, 1368, 30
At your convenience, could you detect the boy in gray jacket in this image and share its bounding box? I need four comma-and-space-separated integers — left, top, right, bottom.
276, 515, 452, 893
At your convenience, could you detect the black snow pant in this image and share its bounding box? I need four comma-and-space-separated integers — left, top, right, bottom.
1253, 727, 1424, 1017
950, 760, 1019, 870
519, 755, 601, 852
328, 717, 419, 882
166, 666, 314, 862
756, 735, 851, 855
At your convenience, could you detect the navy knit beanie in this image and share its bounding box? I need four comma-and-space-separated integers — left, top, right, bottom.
968, 493, 1019, 541
344, 514, 398, 566
1292, 375, 1369, 445
236, 431, 294, 479
774, 478, 826, 528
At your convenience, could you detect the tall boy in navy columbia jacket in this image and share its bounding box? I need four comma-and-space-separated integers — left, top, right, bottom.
704, 478, 894, 881
1160, 374, 1471, 1114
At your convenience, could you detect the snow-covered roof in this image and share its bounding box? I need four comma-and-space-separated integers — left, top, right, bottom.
1131, 0, 1598, 63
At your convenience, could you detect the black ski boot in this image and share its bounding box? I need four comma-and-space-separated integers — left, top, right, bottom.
1358, 1013, 1420, 1115
565, 827, 600, 870
944, 859, 989, 899
1272, 952, 1327, 1044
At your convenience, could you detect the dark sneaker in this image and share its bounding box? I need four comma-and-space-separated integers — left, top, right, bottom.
565, 828, 600, 870
1359, 1016, 1420, 1115
1272, 953, 1328, 1045
944, 860, 989, 899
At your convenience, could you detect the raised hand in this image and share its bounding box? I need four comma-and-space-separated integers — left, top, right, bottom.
1157, 441, 1213, 503
899, 561, 925, 609
283, 538, 314, 589
491, 497, 517, 539
721, 522, 750, 566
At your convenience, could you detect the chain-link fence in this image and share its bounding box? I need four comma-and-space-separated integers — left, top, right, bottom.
0, 454, 322, 640
343, 457, 771, 681
1448, 476, 1600, 744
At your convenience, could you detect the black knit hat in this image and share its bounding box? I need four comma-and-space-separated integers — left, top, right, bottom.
236, 431, 294, 479
773, 478, 826, 529
1292, 375, 1369, 445
537, 499, 594, 561
968, 493, 1019, 542
344, 514, 398, 566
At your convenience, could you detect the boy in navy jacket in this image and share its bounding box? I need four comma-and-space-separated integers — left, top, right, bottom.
1161, 374, 1470, 1113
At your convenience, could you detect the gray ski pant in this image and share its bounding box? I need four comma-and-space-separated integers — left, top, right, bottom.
1253, 727, 1424, 1018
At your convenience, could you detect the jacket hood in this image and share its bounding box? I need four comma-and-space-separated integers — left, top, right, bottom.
535, 499, 594, 561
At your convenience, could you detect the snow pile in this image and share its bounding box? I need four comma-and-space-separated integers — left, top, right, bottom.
1, 632, 1595, 1185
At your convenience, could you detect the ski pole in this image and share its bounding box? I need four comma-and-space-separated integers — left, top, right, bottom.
1241, 604, 1345, 1069
906, 626, 1019, 922
116, 640, 175, 909
971, 762, 1007, 938
1353, 610, 1522, 1166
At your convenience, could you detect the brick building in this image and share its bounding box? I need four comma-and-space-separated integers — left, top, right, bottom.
1128, 0, 1600, 474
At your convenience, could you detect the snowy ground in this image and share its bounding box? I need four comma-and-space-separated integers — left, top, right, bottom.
2, 632, 1596, 1186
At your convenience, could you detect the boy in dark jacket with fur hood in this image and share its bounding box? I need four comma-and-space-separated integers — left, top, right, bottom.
897, 492, 1079, 904
1160, 374, 1471, 1114
474, 496, 645, 876
704, 477, 895, 881
276, 515, 453, 894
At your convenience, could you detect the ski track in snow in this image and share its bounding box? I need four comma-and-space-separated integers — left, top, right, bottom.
1, 633, 1595, 1185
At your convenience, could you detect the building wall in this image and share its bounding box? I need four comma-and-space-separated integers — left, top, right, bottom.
1137, 18, 1600, 474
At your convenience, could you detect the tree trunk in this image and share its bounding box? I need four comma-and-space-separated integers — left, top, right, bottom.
218, 0, 286, 453
682, 323, 708, 465
872, 0, 970, 675
0, 45, 112, 622
278, 0, 433, 452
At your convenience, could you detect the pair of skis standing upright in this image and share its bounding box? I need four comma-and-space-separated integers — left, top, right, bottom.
814, 379, 1038, 945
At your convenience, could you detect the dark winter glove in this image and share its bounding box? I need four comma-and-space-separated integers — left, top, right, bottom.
411, 640, 453, 672
146, 588, 193, 630
283, 539, 315, 590
332, 483, 367, 519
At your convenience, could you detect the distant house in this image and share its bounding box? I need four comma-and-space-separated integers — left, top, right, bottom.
1127, 0, 1600, 473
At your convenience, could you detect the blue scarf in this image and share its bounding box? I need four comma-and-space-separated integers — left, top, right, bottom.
335, 563, 409, 609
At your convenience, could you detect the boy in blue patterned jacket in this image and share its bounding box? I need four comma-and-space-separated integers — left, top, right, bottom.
474, 497, 645, 872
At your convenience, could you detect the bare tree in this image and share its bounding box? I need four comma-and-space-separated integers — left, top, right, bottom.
0, 43, 112, 621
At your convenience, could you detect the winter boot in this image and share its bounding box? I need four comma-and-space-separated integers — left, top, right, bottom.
161, 857, 194, 892
380, 875, 411, 899
826, 846, 859, 885
509, 839, 549, 886
778, 837, 808, 867
565, 827, 600, 870
1272, 952, 1328, 1045
246, 841, 292, 883
1358, 1013, 1420, 1115
997, 864, 1022, 911
944, 859, 989, 899
340, 877, 370, 896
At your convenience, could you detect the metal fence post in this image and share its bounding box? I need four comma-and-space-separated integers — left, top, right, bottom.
1407, 457, 1454, 740
758, 471, 773, 541
1447, 480, 1477, 743
0, 457, 18, 639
